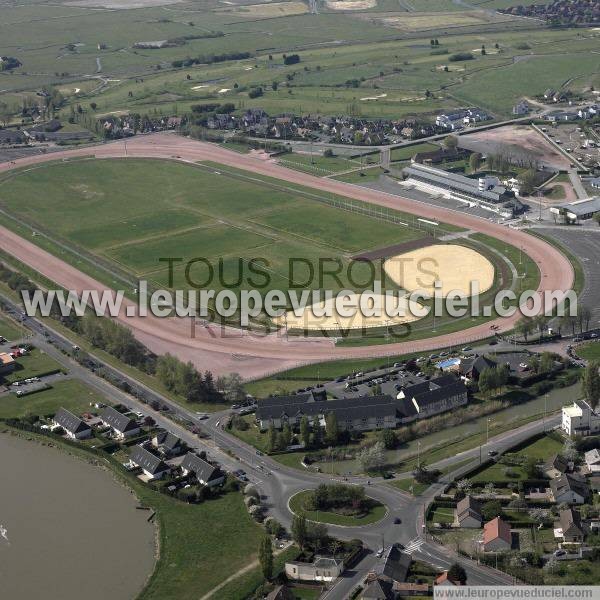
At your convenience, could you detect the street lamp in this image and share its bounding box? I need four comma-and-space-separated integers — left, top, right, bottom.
417, 441, 421, 470
486, 418, 491, 446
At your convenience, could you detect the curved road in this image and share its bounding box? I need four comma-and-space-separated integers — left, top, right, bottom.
0, 133, 574, 378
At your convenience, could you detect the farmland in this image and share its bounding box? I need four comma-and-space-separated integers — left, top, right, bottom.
1, 0, 597, 126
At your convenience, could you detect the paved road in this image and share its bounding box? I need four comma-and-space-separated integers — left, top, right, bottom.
0, 133, 574, 380
3, 296, 559, 595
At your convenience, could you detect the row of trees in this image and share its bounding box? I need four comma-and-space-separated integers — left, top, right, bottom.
478, 364, 510, 397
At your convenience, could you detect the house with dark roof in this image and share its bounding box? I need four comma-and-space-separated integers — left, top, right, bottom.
555, 508, 585, 543
459, 355, 497, 380
360, 578, 394, 600
100, 406, 140, 439
129, 445, 171, 480
371, 545, 411, 584
483, 517, 512, 552
152, 430, 184, 457
455, 496, 482, 528
398, 374, 468, 419
181, 453, 225, 487
543, 454, 570, 479
52, 407, 92, 440
550, 473, 590, 504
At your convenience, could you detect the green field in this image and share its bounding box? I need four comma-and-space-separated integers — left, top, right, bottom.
577, 342, 600, 361
0, 313, 24, 341
0, 157, 436, 311
289, 489, 387, 526
0, 379, 107, 419
3, 348, 63, 384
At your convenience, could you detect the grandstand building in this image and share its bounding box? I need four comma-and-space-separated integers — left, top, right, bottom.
401, 162, 520, 218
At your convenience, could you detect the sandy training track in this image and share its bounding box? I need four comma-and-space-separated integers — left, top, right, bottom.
0, 133, 574, 379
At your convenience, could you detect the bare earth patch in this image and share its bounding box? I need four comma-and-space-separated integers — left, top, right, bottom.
384, 244, 495, 297
326, 0, 377, 10
459, 125, 571, 171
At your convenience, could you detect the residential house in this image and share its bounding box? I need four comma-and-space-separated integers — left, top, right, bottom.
360, 578, 394, 599
52, 407, 92, 440
513, 100, 530, 116
459, 355, 497, 381
285, 556, 344, 582
152, 430, 184, 457
369, 545, 411, 585
129, 445, 171, 480
562, 400, 600, 436
0, 352, 15, 375
550, 473, 590, 504
180, 452, 225, 487
435, 571, 464, 586
555, 508, 585, 543
100, 406, 140, 439
455, 496, 483, 528
482, 517, 512, 552
584, 449, 600, 474
543, 454, 570, 479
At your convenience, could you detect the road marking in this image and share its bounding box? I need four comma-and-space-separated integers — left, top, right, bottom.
403, 537, 425, 554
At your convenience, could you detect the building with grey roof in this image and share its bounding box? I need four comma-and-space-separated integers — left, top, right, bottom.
402, 162, 518, 217
129, 445, 171, 480
52, 407, 92, 440
152, 430, 184, 457
181, 453, 225, 487
551, 197, 600, 223
100, 406, 140, 439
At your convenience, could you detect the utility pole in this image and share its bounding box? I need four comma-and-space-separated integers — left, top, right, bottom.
486, 418, 491, 446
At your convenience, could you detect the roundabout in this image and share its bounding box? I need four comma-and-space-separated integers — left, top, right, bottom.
288, 488, 388, 527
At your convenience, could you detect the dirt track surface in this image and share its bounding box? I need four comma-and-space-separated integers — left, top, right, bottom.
0, 133, 574, 379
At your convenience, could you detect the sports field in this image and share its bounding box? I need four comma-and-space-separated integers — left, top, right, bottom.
0, 158, 430, 303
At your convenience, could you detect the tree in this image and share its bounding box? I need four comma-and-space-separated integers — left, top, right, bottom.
443, 134, 458, 150
539, 352, 555, 374
481, 44, 486, 55
562, 438, 578, 462
582, 361, 600, 409
518, 168, 537, 195
325, 411, 339, 446
258, 535, 273, 580
281, 423, 292, 449
291, 513, 307, 549
267, 423, 278, 453
517, 316, 533, 342
218, 372, 246, 404
379, 428, 397, 450
357, 442, 385, 472
308, 522, 328, 549
580, 305, 592, 332
448, 562, 467, 585
478, 367, 498, 397
524, 456, 539, 478
300, 415, 311, 448
482, 499, 502, 521
271, 81, 278, 91
312, 416, 323, 448
469, 152, 482, 171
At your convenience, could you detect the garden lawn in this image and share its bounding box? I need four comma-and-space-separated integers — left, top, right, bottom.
3, 348, 63, 383
0, 379, 106, 419
389, 478, 429, 496
289, 490, 386, 525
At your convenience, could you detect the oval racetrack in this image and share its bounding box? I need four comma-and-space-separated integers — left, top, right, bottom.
0, 133, 574, 379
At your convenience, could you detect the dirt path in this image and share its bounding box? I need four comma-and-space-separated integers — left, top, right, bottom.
0, 133, 575, 379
